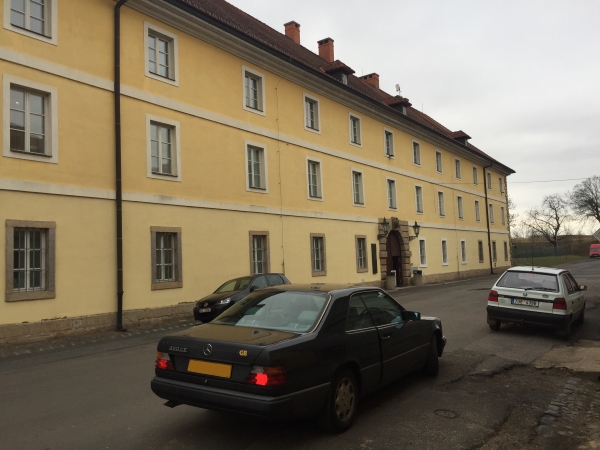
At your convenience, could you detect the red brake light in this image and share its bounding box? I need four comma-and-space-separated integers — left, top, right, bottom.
553, 298, 567, 311
245, 366, 286, 386
155, 352, 174, 371
488, 290, 499, 302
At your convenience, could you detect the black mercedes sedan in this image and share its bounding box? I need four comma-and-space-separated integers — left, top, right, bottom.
193, 273, 290, 322
152, 284, 446, 432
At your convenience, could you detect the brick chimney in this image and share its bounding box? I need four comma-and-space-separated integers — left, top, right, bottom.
318, 38, 334, 63
284, 21, 300, 44
360, 73, 379, 89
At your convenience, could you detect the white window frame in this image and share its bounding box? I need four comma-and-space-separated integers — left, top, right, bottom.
492, 240, 497, 262
4, 0, 58, 45
242, 65, 266, 116
457, 196, 464, 220
504, 241, 509, 262
460, 240, 467, 264
435, 150, 443, 173
146, 114, 182, 182
144, 22, 179, 86
303, 93, 320, 133
150, 226, 182, 290
349, 113, 362, 147
455, 158, 462, 179
418, 238, 427, 267
387, 177, 397, 210
437, 190, 445, 217
383, 128, 394, 158
473, 166, 478, 185
415, 184, 424, 214
351, 168, 365, 206
499, 177, 504, 193
475, 200, 481, 222
478, 240, 485, 263
412, 140, 421, 166
310, 233, 326, 276
441, 238, 448, 266
489, 203, 495, 223
355, 235, 368, 273
249, 231, 270, 275
3, 74, 58, 164
487, 172, 492, 190
501, 206, 506, 225
306, 156, 323, 201
245, 140, 269, 193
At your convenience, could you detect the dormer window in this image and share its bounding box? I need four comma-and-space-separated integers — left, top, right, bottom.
341, 74, 348, 85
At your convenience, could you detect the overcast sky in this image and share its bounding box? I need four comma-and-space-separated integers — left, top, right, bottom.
229, 0, 600, 233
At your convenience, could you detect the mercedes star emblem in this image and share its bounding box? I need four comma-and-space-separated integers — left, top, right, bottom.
203, 344, 212, 356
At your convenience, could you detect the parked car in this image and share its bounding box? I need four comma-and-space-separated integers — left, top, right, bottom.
152, 285, 446, 432
486, 266, 586, 338
590, 243, 600, 258
193, 274, 290, 322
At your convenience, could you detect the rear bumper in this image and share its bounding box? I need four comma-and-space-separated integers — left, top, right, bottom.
487, 305, 569, 329
151, 377, 330, 419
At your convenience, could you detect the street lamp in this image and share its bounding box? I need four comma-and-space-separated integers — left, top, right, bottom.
377, 217, 390, 240
408, 221, 421, 241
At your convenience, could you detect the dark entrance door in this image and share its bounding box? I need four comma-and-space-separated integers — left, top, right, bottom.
386, 231, 402, 287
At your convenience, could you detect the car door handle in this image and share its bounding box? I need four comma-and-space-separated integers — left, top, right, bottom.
381, 335, 391, 340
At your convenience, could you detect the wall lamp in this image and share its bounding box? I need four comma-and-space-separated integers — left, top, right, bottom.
408, 221, 421, 241
377, 217, 390, 240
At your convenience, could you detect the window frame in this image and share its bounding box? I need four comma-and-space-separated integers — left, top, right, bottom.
306, 157, 324, 201
146, 114, 181, 181
5, 219, 56, 302
487, 172, 492, 190
455, 158, 462, 179
499, 177, 504, 194
492, 240, 497, 262
245, 140, 269, 193
412, 140, 421, 166
242, 65, 266, 116
435, 150, 443, 173
4, 0, 58, 45
249, 231, 270, 275
386, 177, 397, 210
501, 206, 506, 225
351, 168, 365, 206
310, 233, 327, 277
355, 235, 368, 273
503, 241, 508, 262
3, 75, 58, 163
475, 200, 481, 222
349, 113, 362, 147
457, 195, 464, 220
144, 22, 179, 86
415, 184, 424, 214
437, 190, 445, 217
150, 226, 182, 290
473, 166, 478, 185
383, 128, 395, 158
460, 239, 467, 264
303, 93, 321, 133
418, 238, 427, 267
441, 238, 448, 266
489, 203, 495, 223
478, 240, 485, 263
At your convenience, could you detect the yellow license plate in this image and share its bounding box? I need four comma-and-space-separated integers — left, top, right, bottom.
187, 359, 232, 378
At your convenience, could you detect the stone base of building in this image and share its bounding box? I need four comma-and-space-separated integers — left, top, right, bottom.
0, 302, 195, 347
421, 266, 510, 285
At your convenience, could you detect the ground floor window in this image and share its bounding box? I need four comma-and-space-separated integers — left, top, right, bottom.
249, 231, 270, 274
311, 233, 326, 276
478, 240, 484, 263
492, 241, 497, 262
355, 235, 368, 272
441, 239, 448, 265
151, 227, 182, 290
418, 238, 427, 267
504, 241, 509, 261
460, 240, 467, 264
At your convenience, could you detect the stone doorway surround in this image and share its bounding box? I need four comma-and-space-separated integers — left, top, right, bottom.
379, 217, 412, 287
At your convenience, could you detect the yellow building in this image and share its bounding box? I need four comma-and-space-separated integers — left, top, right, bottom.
0, 0, 514, 342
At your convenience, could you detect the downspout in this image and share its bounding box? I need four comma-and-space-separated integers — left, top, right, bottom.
114, 0, 129, 331
483, 163, 494, 275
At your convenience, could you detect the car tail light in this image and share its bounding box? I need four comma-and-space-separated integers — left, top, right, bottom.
552, 298, 567, 311
488, 290, 499, 302
245, 366, 286, 386
155, 351, 174, 371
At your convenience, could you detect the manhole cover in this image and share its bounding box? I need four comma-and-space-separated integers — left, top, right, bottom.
435, 409, 458, 419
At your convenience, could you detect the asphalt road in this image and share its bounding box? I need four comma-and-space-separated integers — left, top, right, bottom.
1, 259, 598, 450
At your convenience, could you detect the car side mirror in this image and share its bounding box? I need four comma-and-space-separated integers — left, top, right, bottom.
402, 311, 421, 321
580, 285, 587, 291
250, 285, 258, 292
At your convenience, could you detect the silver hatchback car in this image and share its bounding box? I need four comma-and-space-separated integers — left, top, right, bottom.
486, 266, 586, 338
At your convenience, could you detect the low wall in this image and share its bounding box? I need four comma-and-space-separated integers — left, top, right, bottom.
420, 266, 510, 285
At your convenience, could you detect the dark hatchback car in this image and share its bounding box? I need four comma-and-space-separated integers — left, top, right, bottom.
193, 274, 290, 322
152, 285, 446, 432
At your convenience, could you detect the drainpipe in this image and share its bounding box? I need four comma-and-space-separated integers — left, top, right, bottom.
483, 163, 494, 275
114, 0, 129, 331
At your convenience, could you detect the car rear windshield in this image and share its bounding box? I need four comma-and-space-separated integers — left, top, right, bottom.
496, 271, 559, 292
212, 290, 329, 332
215, 277, 253, 293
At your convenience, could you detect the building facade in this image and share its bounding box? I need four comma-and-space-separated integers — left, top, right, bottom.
0, 0, 514, 341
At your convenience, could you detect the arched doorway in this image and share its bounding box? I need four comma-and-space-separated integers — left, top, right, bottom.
386, 230, 402, 286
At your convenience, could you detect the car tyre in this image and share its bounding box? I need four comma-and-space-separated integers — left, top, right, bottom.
575, 306, 585, 327
488, 319, 501, 331
556, 319, 571, 340
317, 368, 358, 433
422, 335, 439, 376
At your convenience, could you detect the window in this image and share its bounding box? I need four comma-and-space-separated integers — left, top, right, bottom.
306, 158, 323, 200
242, 66, 265, 115
249, 231, 269, 274
346, 294, 375, 331
355, 236, 368, 272
499, 177, 504, 193
478, 240, 484, 263
487, 172, 492, 190
473, 166, 478, 185
303, 94, 320, 132
489, 203, 495, 223
415, 185, 424, 213
146, 115, 181, 181
351, 170, 364, 205
435, 150, 442, 173
437, 191, 445, 217
144, 23, 179, 86
503, 241, 508, 261
475, 200, 481, 222
384, 130, 394, 157
492, 241, 497, 262
245, 142, 268, 192
4, 76, 58, 163
387, 178, 397, 209
455, 158, 461, 179
418, 239, 427, 267
457, 196, 464, 220
441, 239, 448, 265
341, 73, 348, 85
460, 240, 467, 264
5, 0, 57, 44
413, 141, 421, 165
501, 206, 506, 225
6, 220, 56, 301
349, 114, 361, 145
310, 233, 326, 276
151, 227, 182, 290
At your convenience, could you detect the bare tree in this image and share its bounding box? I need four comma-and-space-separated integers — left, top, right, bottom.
524, 194, 571, 252
569, 175, 600, 225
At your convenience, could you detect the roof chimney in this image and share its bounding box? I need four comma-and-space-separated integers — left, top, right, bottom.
359, 73, 379, 89
318, 38, 334, 63
284, 21, 300, 44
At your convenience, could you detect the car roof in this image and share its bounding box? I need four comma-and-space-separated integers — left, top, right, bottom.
260, 283, 382, 295
506, 266, 567, 275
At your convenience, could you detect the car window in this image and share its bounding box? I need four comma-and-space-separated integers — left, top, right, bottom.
346, 294, 375, 331
359, 291, 404, 326
562, 274, 575, 295
252, 276, 267, 289
215, 277, 253, 293
566, 273, 580, 292
266, 274, 283, 286
496, 271, 559, 292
